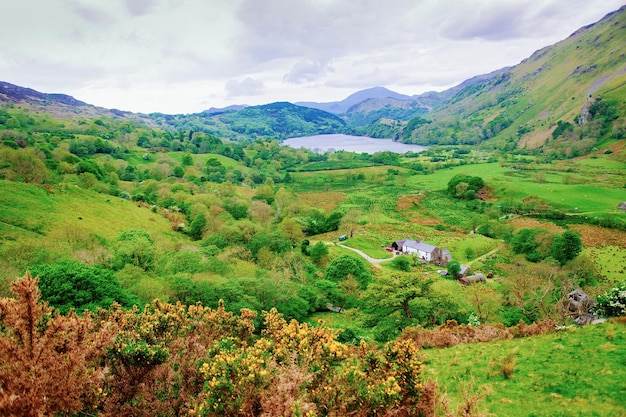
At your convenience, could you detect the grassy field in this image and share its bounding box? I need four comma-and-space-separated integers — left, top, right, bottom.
422, 321, 626, 417
585, 246, 626, 285
337, 235, 393, 259
0, 180, 186, 295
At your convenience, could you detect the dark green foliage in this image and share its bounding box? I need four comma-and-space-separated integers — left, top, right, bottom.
324, 255, 371, 289
308, 241, 329, 262
402, 116, 431, 140
218, 102, 346, 140
313, 279, 345, 309
392, 256, 411, 271
512, 228, 582, 264
29, 260, 138, 314
552, 120, 574, 140
120, 165, 138, 181
173, 166, 184, 178
181, 153, 193, 166
225, 202, 248, 220
202, 234, 228, 249
247, 231, 292, 258
114, 230, 155, 270
361, 274, 442, 341
446, 260, 461, 278
301, 210, 344, 235
549, 231, 582, 265
511, 228, 539, 256
188, 213, 206, 241
447, 174, 484, 199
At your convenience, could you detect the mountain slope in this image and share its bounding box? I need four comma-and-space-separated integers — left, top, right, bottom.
173, 101, 347, 141
297, 86, 413, 114
0, 81, 148, 121
401, 6, 626, 153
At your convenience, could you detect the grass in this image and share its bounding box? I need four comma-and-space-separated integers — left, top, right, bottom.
443, 235, 500, 265
338, 235, 392, 259
586, 246, 626, 285
422, 322, 626, 416
0, 180, 186, 290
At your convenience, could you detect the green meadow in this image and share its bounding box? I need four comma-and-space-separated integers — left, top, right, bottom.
422, 322, 626, 417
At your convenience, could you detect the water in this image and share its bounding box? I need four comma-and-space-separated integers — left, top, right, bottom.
282, 134, 427, 154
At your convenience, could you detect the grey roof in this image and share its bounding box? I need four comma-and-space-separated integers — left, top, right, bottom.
403, 239, 437, 253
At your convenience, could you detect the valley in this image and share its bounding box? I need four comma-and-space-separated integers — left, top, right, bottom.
0, 6, 625, 416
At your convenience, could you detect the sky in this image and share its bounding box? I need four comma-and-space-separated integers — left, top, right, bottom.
1, 0, 624, 114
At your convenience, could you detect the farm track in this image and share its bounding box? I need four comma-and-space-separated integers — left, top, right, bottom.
324, 242, 397, 268
466, 243, 504, 266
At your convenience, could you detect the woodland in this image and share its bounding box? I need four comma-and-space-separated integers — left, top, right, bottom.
1, 6, 626, 417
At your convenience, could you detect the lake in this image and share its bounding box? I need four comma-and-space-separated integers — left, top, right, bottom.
282, 134, 427, 154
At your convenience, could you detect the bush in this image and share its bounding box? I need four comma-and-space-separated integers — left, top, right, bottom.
28, 260, 138, 313
594, 281, 626, 317
392, 255, 411, 271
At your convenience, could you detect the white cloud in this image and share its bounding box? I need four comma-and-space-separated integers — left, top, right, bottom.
0, 0, 623, 113
283, 60, 330, 84
225, 77, 266, 97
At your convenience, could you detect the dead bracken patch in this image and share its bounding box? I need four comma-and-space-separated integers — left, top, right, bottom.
506, 217, 565, 232
396, 194, 424, 211
298, 191, 345, 212
569, 224, 626, 248
396, 194, 442, 225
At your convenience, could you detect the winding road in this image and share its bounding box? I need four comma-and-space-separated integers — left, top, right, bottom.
326, 242, 397, 268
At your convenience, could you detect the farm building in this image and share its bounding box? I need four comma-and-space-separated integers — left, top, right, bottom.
391, 239, 451, 266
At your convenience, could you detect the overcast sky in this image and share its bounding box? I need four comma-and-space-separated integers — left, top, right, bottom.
1, 0, 624, 114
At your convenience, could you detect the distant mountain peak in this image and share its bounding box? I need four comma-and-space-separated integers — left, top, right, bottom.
0, 81, 87, 107
296, 86, 413, 114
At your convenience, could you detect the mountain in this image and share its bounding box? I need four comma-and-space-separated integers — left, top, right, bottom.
2, 5, 624, 149
0, 81, 153, 122
145, 101, 347, 141
297, 86, 413, 114
0, 82, 88, 107
203, 104, 249, 114
401, 6, 626, 155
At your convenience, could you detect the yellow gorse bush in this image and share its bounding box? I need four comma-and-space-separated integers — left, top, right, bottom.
1, 273, 433, 417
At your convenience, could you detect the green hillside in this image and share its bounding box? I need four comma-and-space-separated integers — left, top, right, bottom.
402, 6, 626, 156
422, 321, 626, 416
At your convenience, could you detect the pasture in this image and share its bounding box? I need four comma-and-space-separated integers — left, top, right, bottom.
422, 321, 626, 417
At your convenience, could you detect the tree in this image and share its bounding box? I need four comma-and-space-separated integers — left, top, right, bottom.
550, 231, 582, 265
446, 260, 461, 279
114, 229, 156, 270
29, 261, 138, 313
392, 255, 411, 272
181, 153, 193, 166
0, 148, 49, 184
173, 165, 184, 178
188, 212, 206, 241
324, 255, 372, 289
361, 273, 436, 340
308, 241, 329, 264
447, 174, 484, 198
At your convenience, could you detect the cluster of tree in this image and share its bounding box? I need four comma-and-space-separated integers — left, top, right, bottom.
511, 228, 582, 265
447, 174, 485, 200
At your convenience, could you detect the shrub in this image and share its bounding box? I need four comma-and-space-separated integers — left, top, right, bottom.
28, 261, 138, 314
594, 281, 626, 317
392, 255, 412, 271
